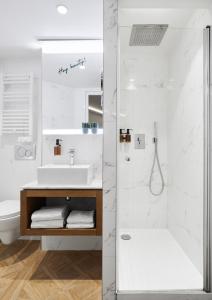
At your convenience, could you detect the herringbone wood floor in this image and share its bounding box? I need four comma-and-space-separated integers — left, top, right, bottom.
0, 240, 102, 300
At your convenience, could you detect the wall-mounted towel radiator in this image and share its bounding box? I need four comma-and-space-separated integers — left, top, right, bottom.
0, 73, 33, 136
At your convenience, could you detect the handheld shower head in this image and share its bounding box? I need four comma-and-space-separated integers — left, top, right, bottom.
149, 121, 165, 196
154, 121, 158, 138
153, 121, 158, 143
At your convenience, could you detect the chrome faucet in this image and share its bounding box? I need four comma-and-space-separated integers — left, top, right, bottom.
68, 148, 75, 165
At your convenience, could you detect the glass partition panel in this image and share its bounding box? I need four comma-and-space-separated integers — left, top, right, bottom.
117, 25, 204, 293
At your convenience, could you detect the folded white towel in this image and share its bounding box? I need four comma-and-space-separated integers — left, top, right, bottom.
31, 219, 64, 228
66, 223, 94, 229
31, 206, 68, 222
67, 210, 95, 224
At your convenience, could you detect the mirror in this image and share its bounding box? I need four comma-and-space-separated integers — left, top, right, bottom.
88, 92, 103, 128
42, 40, 103, 131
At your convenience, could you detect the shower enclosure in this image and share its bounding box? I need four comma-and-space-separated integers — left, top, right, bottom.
116, 6, 212, 299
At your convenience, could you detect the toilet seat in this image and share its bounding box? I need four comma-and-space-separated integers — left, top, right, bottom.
0, 200, 20, 220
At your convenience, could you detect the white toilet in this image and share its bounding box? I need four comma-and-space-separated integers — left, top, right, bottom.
0, 200, 20, 245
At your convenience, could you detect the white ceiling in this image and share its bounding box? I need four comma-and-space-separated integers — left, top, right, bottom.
0, 0, 103, 58
43, 53, 102, 88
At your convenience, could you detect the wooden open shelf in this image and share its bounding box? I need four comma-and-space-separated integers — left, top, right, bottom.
20, 189, 102, 236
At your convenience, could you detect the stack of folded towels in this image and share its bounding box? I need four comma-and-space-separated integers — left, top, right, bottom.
31, 205, 68, 228
66, 210, 95, 229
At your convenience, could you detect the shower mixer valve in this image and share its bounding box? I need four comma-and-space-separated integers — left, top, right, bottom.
134, 134, 145, 149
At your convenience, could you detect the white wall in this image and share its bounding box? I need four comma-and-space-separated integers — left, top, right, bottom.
118, 38, 168, 229
0, 55, 42, 202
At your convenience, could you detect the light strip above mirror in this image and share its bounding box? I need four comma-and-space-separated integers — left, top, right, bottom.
42, 129, 103, 135
39, 39, 103, 54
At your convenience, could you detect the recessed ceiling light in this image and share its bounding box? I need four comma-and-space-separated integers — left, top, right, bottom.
57, 5, 68, 15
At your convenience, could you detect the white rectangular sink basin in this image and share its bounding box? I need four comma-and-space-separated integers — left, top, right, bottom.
37, 164, 93, 185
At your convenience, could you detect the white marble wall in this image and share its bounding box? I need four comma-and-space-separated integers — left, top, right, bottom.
103, 0, 117, 299
118, 45, 168, 229
167, 10, 212, 275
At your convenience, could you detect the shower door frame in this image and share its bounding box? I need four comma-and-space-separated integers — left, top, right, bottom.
116, 26, 212, 300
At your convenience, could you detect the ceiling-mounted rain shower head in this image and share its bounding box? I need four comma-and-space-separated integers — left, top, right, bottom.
129, 24, 168, 46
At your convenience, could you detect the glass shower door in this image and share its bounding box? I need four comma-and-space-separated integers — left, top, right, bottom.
116, 24, 212, 298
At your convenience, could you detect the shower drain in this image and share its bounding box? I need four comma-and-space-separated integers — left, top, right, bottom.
121, 234, 131, 240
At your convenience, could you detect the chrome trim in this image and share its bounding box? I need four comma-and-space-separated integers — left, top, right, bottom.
203, 26, 211, 292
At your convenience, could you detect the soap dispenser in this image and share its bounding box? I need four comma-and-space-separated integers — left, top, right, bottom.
120, 129, 132, 143
126, 129, 132, 143
54, 139, 62, 156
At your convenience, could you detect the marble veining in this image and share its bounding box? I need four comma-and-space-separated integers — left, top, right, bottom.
103, 0, 118, 299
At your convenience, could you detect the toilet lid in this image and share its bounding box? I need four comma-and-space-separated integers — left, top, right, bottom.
0, 200, 20, 219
